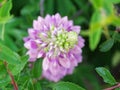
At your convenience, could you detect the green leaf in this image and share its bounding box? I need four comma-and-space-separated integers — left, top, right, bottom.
95, 67, 117, 85
110, 0, 120, 4
112, 16, 120, 27
112, 51, 120, 67
0, 0, 12, 23
8, 55, 28, 75
0, 76, 10, 87
90, 0, 114, 15
64, 64, 102, 90
0, 42, 21, 64
44, 0, 54, 14
0, 0, 12, 17
28, 79, 34, 90
4, 35, 18, 51
115, 88, 120, 90
89, 28, 102, 50
89, 11, 103, 50
34, 82, 42, 90
21, 2, 40, 16
32, 59, 42, 78
99, 39, 114, 52
52, 82, 85, 90
90, 0, 103, 10
112, 32, 120, 42
57, 0, 76, 16
0, 64, 10, 87
103, 1, 114, 16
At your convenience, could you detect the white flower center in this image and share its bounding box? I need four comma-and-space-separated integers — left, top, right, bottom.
39, 25, 78, 57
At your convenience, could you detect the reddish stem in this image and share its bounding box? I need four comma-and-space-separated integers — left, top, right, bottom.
4, 62, 18, 90
104, 83, 120, 90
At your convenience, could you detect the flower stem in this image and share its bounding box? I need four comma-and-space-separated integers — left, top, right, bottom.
103, 26, 110, 39
40, 0, 45, 16
4, 61, 18, 90
1, 23, 5, 40
80, 30, 89, 37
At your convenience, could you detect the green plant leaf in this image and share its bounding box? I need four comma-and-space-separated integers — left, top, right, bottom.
99, 39, 114, 52
8, 55, 28, 75
4, 35, 18, 51
112, 31, 120, 42
44, 0, 54, 14
52, 82, 85, 90
32, 59, 42, 78
0, 0, 12, 17
34, 82, 42, 90
103, 1, 114, 16
64, 64, 102, 90
0, 0, 12, 23
112, 16, 120, 27
90, 0, 103, 10
89, 28, 102, 50
110, 0, 120, 4
57, 0, 76, 16
112, 51, 120, 67
21, 2, 40, 16
89, 11, 103, 50
0, 42, 21, 64
0, 64, 10, 87
115, 88, 120, 90
95, 67, 117, 85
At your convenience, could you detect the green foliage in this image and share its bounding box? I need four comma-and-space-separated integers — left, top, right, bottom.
112, 51, 120, 67
112, 32, 120, 42
90, 0, 103, 10
64, 64, 102, 90
52, 82, 85, 90
0, 64, 10, 87
115, 88, 120, 90
89, 28, 102, 50
44, 0, 54, 14
32, 59, 42, 78
96, 67, 117, 85
8, 55, 28, 75
89, 0, 120, 50
0, 0, 119, 89
34, 82, 42, 90
110, 0, 120, 4
0, 0, 12, 23
99, 39, 114, 52
57, 0, 76, 16
21, 0, 40, 16
112, 16, 120, 27
89, 10, 102, 50
0, 41, 21, 64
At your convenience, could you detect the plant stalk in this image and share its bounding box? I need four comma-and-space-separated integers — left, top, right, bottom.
104, 83, 120, 90
4, 62, 18, 90
1, 23, 5, 40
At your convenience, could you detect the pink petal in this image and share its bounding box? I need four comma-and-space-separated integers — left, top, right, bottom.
42, 57, 49, 71
78, 36, 85, 48
24, 41, 31, 49
37, 50, 44, 58
49, 61, 59, 75
59, 57, 70, 68
70, 26, 80, 34
71, 45, 82, 54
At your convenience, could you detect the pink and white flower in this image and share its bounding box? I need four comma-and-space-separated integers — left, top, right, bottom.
24, 13, 84, 82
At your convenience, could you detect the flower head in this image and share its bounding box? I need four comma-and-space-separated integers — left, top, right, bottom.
24, 13, 84, 82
